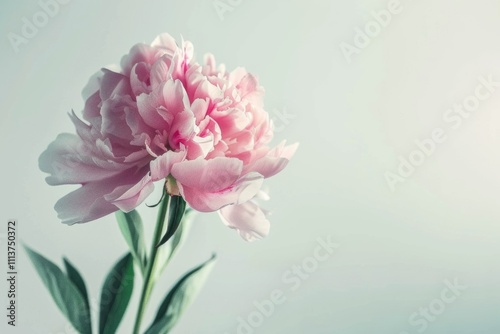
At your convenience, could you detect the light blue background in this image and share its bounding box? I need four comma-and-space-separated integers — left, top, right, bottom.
1, 0, 500, 333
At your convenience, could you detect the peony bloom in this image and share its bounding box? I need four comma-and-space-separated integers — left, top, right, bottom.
40, 33, 297, 241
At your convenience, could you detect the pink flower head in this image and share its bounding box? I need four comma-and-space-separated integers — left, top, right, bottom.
40, 33, 297, 241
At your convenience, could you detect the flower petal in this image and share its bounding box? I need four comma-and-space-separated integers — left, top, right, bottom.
150, 150, 187, 181
218, 201, 270, 241
178, 172, 263, 212
244, 142, 299, 178
55, 184, 118, 225
39, 133, 123, 185
105, 173, 155, 212
171, 157, 242, 192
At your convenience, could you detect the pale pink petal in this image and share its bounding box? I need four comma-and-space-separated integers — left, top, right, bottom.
269, 141, 299, 159
193, 79, 224, 102
150, 150, 187, 181
81, 70, 102, 101
168, 108, 196, 150
237, 73, 264, 105
245, 156, 288, 178
191, 98, 209, 124
171, 157, 243, 192
54, 169, 147, 224
201, 53, 222, 76
121, 43, 159, 75
178, 172, 263, 212
68, 110, 96, 145
55, 184, 118, 225
211, 108, 251, 137
130, 62, 152, 96
163, 79, 190, 115
181, 39, 194, 67
136, 86, 171, 129
185, 135, 214, 160
227, 130, 254, 155
151, 33, 178, 54
105, 173, 155, 212
150, 55, 171, 88
124, 106, 156, 147
100, 96, 135, 141
82, 90, 102, 126
198, 116, 221, 145
39, 134, 123, 185
228, 67, 248, 84
100, 69, 131, 101
218, 201, 270, 241
244, 142, 299, 178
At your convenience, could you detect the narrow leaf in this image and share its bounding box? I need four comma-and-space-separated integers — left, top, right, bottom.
63, 257, 90, 319
146, 255, 217, 334
154, 209, 195, 281
25, 246, 92, 334
116, 210, 147, 275
157, 196, 186, 247
99, 253, 135, 334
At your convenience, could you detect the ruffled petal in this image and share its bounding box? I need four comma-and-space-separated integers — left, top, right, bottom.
55, 183, 118, 225
244, 141, 299, 178
218, 201, 270, 241
177, 172, 263, 212
105, 173, 155, 212
54, 168, 145, 224
150, 150, 187, 181
171, 157, 243, 192
39, 133, 124, 185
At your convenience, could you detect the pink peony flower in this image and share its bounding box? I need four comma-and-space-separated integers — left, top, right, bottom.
39, 33, 297, 241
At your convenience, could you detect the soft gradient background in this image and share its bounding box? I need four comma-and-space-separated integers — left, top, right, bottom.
2, 0, 500, 333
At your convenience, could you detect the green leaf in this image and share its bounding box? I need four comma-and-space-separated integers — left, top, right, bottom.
154, 209, 195, 281
99, 253, 135, 334
116, 210, 147, 275
166, 208, 195, 261
25, 246, 92, 334
157, 196, 186, 247
63, 257, 90, 319
145, 255, 217, 334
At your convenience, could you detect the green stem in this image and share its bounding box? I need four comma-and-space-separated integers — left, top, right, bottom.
132, 195, 171, 334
